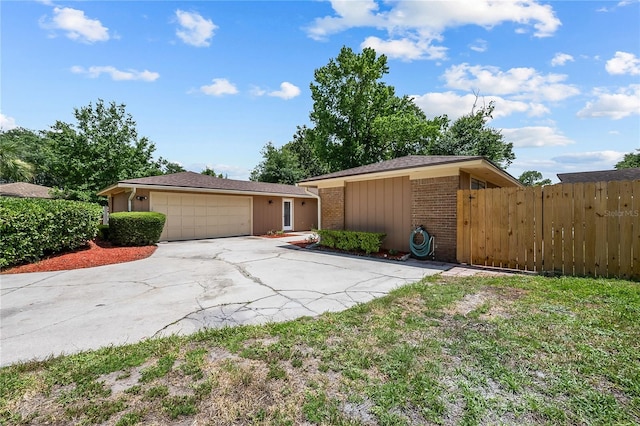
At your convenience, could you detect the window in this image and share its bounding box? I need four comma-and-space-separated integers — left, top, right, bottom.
471, 178, 486, 189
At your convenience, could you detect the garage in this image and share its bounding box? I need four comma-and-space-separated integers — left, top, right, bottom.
151, 192, 251, 241
98, 171, 318, 240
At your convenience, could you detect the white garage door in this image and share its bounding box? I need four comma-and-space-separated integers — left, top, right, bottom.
151, 192, 252, 241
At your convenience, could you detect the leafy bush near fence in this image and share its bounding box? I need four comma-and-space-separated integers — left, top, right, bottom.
316, 229, 386, 254
109, 212, 166, 246
0, 198, 102, 268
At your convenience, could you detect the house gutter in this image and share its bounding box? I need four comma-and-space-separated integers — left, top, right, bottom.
127, 188, 136, 212
303, 187, 321, 230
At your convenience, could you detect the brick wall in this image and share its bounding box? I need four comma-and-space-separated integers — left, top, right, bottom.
411, 176, 459, 262
319, 186, 345, 230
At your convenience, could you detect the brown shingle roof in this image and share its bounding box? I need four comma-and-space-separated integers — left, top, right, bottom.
300, 155, 486, 182
557, 168, 640, 183
113, 172, 312, 197
0, 182, 53, 198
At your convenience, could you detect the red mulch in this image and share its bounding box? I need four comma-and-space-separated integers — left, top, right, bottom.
1, 240, 157, 274
288, 240, 409, 261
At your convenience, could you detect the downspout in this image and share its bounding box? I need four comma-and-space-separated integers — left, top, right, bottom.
127, 188, 136, 212
303, 187, 321, 230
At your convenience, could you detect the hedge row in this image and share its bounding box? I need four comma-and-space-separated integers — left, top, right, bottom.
109, 212, 166, 246
316, 229, 386, 254
0, 198, 102, 268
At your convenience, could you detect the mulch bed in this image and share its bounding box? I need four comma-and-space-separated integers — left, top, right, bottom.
1, 240, 157, 274
288, 240, 410, 261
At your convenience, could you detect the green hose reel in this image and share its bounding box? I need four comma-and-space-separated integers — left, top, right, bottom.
409, 225, 434, 260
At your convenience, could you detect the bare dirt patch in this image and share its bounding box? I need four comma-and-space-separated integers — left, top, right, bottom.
445, 287, 527, 319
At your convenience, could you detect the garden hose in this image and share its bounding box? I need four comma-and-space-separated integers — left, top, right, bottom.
409, 225, 434, 259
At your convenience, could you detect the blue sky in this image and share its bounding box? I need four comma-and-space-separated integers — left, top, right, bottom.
2, 0, 639, 182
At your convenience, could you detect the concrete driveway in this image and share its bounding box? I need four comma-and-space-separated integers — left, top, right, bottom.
0, 234, 450, 366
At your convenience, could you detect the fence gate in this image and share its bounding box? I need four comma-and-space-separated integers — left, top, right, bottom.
456, 181, 640, 280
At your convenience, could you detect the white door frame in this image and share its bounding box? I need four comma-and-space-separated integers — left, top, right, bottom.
282, 199, 293, 231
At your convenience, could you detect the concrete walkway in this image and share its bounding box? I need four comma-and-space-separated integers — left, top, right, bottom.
1, 234, 457, 366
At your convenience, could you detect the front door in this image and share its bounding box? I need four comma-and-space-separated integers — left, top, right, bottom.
283, 199, 293, 231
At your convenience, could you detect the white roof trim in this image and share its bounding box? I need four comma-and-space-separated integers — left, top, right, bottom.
98, 182, 317, 198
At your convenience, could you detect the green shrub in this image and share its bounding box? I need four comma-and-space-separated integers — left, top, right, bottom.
316, 229, 385, 254
0, 198, 102, 268
97, 224, 110, 241
109, 212, 166, 246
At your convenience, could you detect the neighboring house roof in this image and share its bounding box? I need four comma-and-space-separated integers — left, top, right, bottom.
557, 168, 640, 183
299, 155, 521, 187
98, 171, 316, 198
0, 182, 53, 198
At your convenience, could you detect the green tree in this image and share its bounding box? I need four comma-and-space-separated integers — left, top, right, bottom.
44, 99, 164, 202
518, 170, 552, 186
0, 137, 34, 182
429, 102, 515, 169
250, 142, 305, 185
309, 46, 439, 172
285, 125, 328, 179
161, 161, 186, 174
615, 149, 640, 169
201, 167, 226, 178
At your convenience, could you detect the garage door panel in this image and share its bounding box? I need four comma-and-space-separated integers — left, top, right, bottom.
152, 192, 251, 241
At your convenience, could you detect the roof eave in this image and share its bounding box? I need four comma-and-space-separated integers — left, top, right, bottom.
299, 158, 522, 188
98, 182, 316, 198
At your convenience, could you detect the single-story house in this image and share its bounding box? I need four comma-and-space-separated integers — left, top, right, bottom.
557, 168, 640, 183
0, 182, 53, 199
98, 172, 319, 241
298, 155, 521, 262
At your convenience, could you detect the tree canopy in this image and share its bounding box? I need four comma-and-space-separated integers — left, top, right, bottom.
250, 142, 306, 185
201, 167, 227, 179
615, 149, 640, 169
518, 170, 552, 186
0, 134, 35, 183
431, 102, 515, 169
308, 46, 440, 172
0, 100, 177, 202
252, 46, 515, 184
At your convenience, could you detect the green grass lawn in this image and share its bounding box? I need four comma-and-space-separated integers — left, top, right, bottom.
1, 274, 639, 425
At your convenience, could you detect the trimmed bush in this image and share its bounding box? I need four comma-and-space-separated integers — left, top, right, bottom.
97, 224, 110, 241
316, 229, 386, 254
109, 212, 166, 246
0, 198, 102, 268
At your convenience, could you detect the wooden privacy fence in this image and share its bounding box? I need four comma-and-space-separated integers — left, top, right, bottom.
457, 180, 640, 280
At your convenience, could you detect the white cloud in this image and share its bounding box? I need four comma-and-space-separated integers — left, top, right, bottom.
249, 85, 267, 97
40, 7, 109, 43
469, 39, 488, 53
0, 113, 18, 131
200, 78, 238, 96
551, 52, 574, 67
442, 63, 580, 102
501, 127, 575, 147
361, 36, 447, 61
71, 65, 159, 81
605, 51, 640, 75
597, 0, 638, 12
551, 151, 625, 165
306, 0, 383, 41
175, 10, 217, 47
306, 0, 561, 61
577, 84, 640, 120
268, 82, 301, 100
411, 91, 549, 120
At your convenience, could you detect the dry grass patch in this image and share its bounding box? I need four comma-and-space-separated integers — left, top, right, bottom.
2, 275, 639, 425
